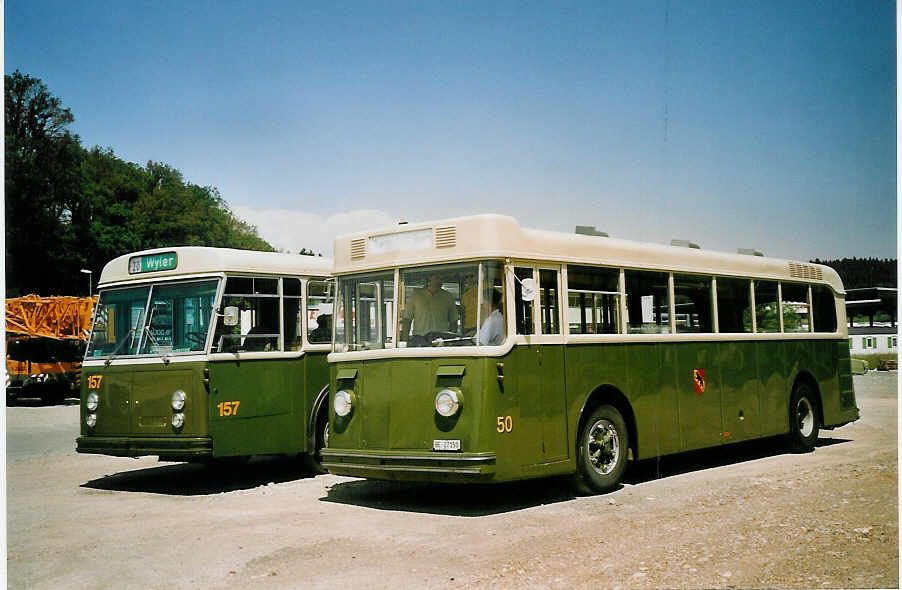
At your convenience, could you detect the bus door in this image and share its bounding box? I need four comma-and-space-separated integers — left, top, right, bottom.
506, 265, 569, 466
207, 276, 304, 457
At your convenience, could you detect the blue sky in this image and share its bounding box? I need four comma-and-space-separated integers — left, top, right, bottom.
5, 1, 896, 260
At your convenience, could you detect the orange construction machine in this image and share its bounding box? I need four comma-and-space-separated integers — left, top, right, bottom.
6, 295, 96, 404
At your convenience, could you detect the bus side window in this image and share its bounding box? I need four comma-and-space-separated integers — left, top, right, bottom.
754, 280, 780, 333
625, 270, 670, 334
217, 276, 280, 352
567, 265, 621, 334
673, 274, 713, 334
539, 269, 561, 335
781, 282, 811, 333
716, 277, 753, 333
307, 279, 334, 344
283, 278, 303, 351
514, 267, 534, 335
811, 285, 837, 333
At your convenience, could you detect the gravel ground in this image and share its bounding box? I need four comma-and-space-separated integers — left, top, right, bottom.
5, 371, 898, 589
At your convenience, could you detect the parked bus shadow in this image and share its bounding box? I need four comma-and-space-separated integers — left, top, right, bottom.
622, 435, 851, 485
322, 477, 578, 517
81, 456, 319, 495
322, 436, 851, 516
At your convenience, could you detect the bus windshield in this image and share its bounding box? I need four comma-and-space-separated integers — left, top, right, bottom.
86, 279, 219, 359
399, 261, 506, 348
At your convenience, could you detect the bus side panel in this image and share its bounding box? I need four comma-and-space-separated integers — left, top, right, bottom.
825, 340, 859, 426
718, 341, 761, 443
498, 345, 546, 469
758, 341, 790, 436
208, 358, 305, 456
623, 343, 681, 461
675, 342, 724, 451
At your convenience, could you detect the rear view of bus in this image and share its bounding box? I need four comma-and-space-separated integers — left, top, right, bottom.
77, 247, 334, 467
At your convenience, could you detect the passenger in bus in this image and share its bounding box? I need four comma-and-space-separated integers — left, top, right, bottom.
461, 272, 479, 334
478, 289, 505, 346
400, 273, 459, 344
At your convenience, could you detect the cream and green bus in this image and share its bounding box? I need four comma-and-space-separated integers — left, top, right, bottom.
77, 247, 334, 469
321, 214, 859, 493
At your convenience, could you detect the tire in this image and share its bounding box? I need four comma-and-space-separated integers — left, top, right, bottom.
573, 404, 628, 494
304, 407, 329, 475
788, 383, 820, 452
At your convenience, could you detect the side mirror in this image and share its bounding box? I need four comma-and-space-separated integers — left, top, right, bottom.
223, 306, 240, 327
520, 278, 536, 302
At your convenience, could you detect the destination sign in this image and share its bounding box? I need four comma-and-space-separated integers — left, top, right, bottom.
129, 252, 178, 274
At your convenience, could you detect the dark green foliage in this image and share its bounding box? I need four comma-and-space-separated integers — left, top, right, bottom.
5, 71, 275, 296
811, 258, 898, 289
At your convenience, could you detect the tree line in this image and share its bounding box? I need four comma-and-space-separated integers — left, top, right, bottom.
5, 70, 275, 297
810, 258, 898, 290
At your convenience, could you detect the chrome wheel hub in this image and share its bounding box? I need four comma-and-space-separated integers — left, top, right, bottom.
796, 397, 814, 438
586, 419, 620, 476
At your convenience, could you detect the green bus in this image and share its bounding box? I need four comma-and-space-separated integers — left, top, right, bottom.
77, 247, 334, 468
321, 214, 859, 493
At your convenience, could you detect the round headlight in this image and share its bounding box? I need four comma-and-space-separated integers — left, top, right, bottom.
171, 413, 185, 429
86, 413, 97, 428
171, 390, 187, 411
86, 392, 99, 411
435, 389, 462, 417
333, 389, 354, 417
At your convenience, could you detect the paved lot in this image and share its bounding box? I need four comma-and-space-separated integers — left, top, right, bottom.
6, 371, 898, 589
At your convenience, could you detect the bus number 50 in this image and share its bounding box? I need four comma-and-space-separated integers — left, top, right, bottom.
496, 416, 513, 433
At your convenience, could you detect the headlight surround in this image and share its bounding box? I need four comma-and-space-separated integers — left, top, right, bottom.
171, 413, 185, 429
86, 392, 99, 411
171, 390, 187, 411
434, 388, 462, 417
333, 389, 355, 417
86, 413, 97, 428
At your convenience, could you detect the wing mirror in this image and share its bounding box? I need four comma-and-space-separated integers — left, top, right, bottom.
222, 306, 240, 327
520, 278, 536, 302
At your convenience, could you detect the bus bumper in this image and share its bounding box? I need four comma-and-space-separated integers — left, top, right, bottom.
76, 436, 213, 458
321, 449, 496, 482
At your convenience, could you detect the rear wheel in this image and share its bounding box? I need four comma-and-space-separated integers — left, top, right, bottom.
788, 383, 820, 452
573, 404, 628, 494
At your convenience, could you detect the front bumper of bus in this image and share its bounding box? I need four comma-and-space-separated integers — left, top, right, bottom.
76, 436, 213, 458
321, 449, 497, 482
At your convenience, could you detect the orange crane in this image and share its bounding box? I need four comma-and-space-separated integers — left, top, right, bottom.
6, 294, 96, 404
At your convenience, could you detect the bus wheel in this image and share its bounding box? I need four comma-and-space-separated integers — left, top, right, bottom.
305, 408, 329, 475
788, 383, 819, 452
573, 404, 628, 494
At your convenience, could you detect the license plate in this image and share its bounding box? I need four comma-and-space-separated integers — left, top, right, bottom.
433, 439, 461, 451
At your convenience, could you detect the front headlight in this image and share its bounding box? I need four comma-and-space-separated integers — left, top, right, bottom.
171, 390, 187, 411
435, 389, 462, 417
86, 392, 99, 411
333, 389, 354, 417
86, 413, 97, 428
171, 413, 185, 429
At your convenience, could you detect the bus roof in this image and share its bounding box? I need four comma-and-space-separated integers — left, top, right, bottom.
98, 246, 332, 286
333, 214, 844, 292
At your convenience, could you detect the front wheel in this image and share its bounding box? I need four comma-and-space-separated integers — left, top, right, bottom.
788, 383, 820, 452
573, 404, 628, 494
304, 406, 329, 475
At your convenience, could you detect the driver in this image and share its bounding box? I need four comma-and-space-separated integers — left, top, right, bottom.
400, 273, 459, 342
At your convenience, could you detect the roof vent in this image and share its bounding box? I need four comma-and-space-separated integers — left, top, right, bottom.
434, 225, 457, 248
788, 262, 823, 280
575, 225, 609, 237
350, 238, 366, 260
737, 248, 764, 257
398, 218, 408, 225
671, 239, 700, 249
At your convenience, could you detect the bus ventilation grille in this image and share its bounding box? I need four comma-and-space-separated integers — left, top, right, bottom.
788, 262, 823, 281
350, 238, 367, 260
434, 225, 457, 248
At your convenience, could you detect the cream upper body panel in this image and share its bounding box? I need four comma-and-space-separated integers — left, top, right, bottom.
98, 246, 333, 286
332, 214, 844, 293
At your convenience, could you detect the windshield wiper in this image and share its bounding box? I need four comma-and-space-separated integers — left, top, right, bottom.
104, 324, 138, 366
